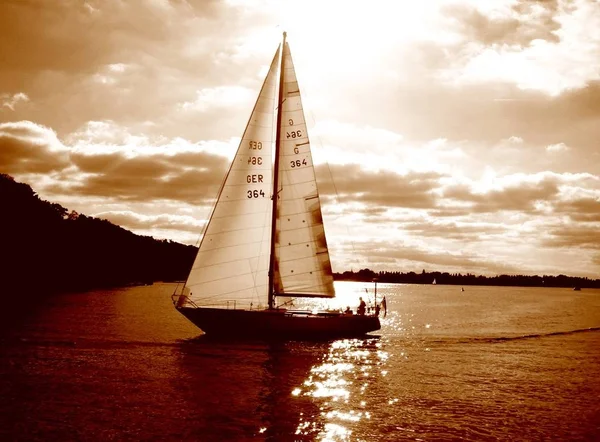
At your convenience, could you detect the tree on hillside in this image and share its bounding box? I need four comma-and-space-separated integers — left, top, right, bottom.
1, 174, 197, 295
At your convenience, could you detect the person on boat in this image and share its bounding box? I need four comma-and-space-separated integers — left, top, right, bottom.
357, 297, 366, 315
344, 306, 352, 315
375, 303, 381, 317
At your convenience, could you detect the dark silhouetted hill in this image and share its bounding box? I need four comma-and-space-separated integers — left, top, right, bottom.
1, 174, 197, 295
334, 268, 600, 289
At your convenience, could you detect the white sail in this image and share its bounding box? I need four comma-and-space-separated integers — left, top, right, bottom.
273, 42, 335, 297
183, 47, 280, 309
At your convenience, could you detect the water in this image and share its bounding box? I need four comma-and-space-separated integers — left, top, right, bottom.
1, 282, 599, 441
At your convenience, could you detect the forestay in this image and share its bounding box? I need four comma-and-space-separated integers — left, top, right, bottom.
183, 47, 280, 309
273, 42, 335, 298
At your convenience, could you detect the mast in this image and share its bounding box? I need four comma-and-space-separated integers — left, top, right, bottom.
268, 31, 287, 309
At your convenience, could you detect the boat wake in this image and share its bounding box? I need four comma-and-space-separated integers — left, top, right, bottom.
429, 326, 600, 345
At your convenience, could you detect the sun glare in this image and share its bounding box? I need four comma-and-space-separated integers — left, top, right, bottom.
238, 1, 458, 89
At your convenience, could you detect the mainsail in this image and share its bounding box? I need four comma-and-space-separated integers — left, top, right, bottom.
183, 47, 280, 309
272, 42, 335, 298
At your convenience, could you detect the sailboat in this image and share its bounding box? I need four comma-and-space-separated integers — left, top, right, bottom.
172, 33, 381, 339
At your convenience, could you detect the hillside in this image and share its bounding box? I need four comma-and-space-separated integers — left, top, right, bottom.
0, 174, 197, 295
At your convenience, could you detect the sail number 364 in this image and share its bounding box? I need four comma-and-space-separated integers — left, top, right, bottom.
247, 189, 265, 198
290, 158, 307, 168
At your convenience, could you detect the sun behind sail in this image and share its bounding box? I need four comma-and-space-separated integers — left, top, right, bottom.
182, 47, 281, 310
273, 42, 335, 298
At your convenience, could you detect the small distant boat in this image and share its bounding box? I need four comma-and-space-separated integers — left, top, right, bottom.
573, 287, 581, 291
171, 33, 380, 339
432, 279, 437, 285
461, 287, 464, 292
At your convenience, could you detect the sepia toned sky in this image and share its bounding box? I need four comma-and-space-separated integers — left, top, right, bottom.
1, 0, 599, 278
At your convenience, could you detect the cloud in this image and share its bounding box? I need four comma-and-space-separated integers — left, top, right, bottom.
401, 220, 508, 241
0, 0, 270, 140
0, 0, 222, 73
442, 172, 562, 213
339, 239, 525, 275
440, 0, 600, 96
1, 92, 29, 111
1, 119, 230, 204
311, 120, 404, 161
0, 120, 69, 174
553, 197, 600, 222
317, 164, 443, 208
94, 210, 204, 233
50, 162, 226, 204
546, 142, 570, 152
56, 123, 231, 204
543, 224, 600, 249
179, 86, 255, 112
446, 0, 560, 46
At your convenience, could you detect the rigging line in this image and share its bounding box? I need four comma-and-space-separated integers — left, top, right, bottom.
174, 179, 222, 301
187, 268, 267, 286
247, 69, 280, 307
258, 47, 281, 305
270, 177, 315, 187
278, 239, 322, 249
196, 237, 267, 251
192, 288, 267, 302
276, 267, 328, 278
304, 98, 357, 263
195, 236, 267, 253
191, 254, 266, 271
191, 292, 256, 303
268, 33, 287, 309
194, 295, 259, 304
276, 207, 322, 217
216, 182, 272, 189
249, 203, 272, 304
210, 206, 275, 219
197, 224, 273, 236
184, 45, 281, 297
277, 252, 330, 264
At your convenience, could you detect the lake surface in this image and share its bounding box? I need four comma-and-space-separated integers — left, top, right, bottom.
1, 282, 599, 441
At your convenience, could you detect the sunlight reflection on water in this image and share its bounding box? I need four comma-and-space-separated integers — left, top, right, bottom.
293, 338, 389, 441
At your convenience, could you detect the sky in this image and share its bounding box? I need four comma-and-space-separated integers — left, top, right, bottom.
1, 0, 599, 278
